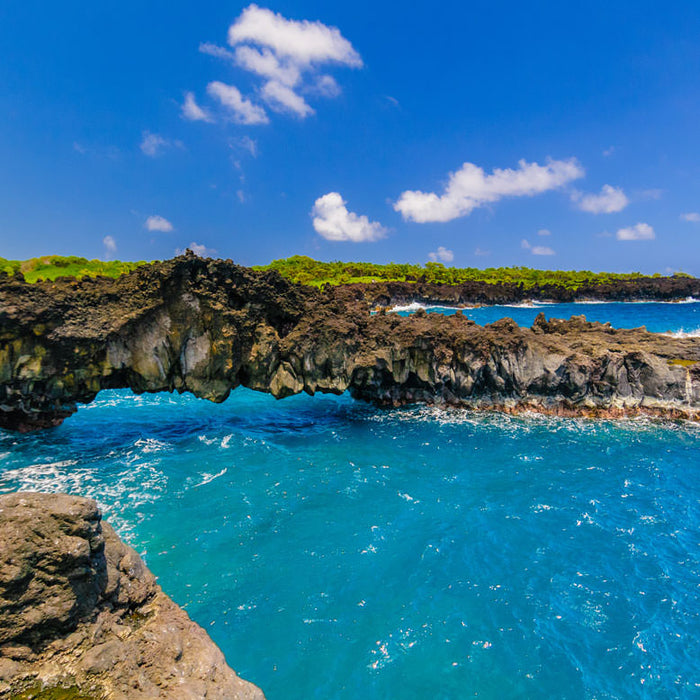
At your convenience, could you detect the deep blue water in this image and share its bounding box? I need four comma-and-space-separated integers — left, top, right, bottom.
0, 302, 699, 699
390, 300, 700, 335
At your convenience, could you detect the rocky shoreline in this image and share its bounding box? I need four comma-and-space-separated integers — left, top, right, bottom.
0, 492, 264, 699
0, 254, 698, 431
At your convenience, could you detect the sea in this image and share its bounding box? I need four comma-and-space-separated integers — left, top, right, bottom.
1, 301, 699, 699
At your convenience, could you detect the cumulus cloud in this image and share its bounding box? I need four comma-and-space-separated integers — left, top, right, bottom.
311, 192, 387, 242
572, 184, 628, 214
428, 246, 454, 263
176, 242, 218, 257
616, 223, 655, 241
522, 239, 555, 256
193, 5, 362, 125
681, 212, 700, 222
228, 5, 362, 67
207, 81, 269, 124
394, 158, 584, 223
182, 92, 212, 122
103, 235, 117, 256
145, 215, 174, 232
261, 80, 314, 117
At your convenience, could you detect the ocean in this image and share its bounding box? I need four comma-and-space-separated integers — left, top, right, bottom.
1, 302, 699, 699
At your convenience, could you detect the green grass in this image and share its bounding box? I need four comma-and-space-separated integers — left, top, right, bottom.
0, 255, 145, 283
255, 255, 692, 290
0, 254, 693, 289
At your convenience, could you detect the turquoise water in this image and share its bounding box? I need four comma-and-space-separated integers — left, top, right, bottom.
391, 300, 700, 335
1, 388, 699, 699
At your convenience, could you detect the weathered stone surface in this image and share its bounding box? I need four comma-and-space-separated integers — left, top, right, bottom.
0, 254, 699, 430
0, 492, 264, 699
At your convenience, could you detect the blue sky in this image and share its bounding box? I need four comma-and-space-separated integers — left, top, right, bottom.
2, 0, 700, 273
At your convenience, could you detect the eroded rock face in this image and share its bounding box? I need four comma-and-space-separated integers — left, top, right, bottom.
0, 492, 264, 700
0, 255, 699, 430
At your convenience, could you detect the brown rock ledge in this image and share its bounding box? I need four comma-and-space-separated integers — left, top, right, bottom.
0, 492, 264, 700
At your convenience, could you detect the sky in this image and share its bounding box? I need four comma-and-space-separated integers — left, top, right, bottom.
2, 0, 700, 274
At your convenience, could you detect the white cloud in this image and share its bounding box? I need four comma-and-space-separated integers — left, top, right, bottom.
474, 247, 490, 256
394, 158, 584, 223
603, 146, 615, 157
206, 81, 269, 125
681, 212, 700, 222
182, 92, 212, 122
140, 132, 169, 157
228, 5, 362, 67
428, 246, 454, 263
261, 79, 314, 117
522, 239, 555, 255
311, 192, 387, 242
537, 228, 551, 236
176, 242, 218, 257
616, 223, 655, 241
572, 184, 628, 214
234, 45, 301, 85
103, 235, 117, 255
145, 215, 174, 232
193, 5, 361, 126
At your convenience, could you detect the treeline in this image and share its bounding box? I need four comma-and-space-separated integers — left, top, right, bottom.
257, 255, 690, 290
0, 256, 145, 283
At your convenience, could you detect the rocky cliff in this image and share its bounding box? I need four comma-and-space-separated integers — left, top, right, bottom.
0, 491, 264, 699
0, 254, 698, 431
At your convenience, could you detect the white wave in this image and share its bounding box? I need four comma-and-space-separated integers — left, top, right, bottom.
665, 328, 700, 338
388, 302, 472, 313
191, 467, 228, 489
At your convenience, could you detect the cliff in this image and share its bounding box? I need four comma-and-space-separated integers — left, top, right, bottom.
0, 491, 264, 699
0, 254, 698, 431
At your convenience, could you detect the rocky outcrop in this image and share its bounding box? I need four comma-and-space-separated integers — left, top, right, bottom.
0, 492, 264, 700
345, 276, 700, 308
0, 254, 699, 431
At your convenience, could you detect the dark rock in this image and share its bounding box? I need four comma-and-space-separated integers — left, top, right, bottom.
0, 492, 264, 699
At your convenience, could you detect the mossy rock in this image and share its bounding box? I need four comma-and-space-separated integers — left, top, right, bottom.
668, 358, 697, 367
10, 684, 97, 700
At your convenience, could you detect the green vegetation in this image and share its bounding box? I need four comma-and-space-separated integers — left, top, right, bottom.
256, 255, 689, 290
668, 358, 697, 367
0, 254, 692, 289
10, 684, 97, 700
0, 255, 145, 283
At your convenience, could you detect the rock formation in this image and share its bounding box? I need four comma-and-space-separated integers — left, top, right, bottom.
0, 492, 264, 699
0, 254, 698, 431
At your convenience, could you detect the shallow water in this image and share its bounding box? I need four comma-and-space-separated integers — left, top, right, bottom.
1, 388, 699, 699
390, 300, 700, 335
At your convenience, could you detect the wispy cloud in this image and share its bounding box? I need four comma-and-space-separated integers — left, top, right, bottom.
572, 184, 628, 214
474, 247, 490, 256
537, 228, 551, 236
182, 92, 212, 122
616, 222, 655, 241
602, 146, 615, 157
394, 158, 584, 223
428, 246, 454, 263
193, 5, 362, 125
145, 215, 174, 232
681, 212, 700, 222
140, 131, 182, 157
103, 235, 117, 257
312, 192, 386, 242
207, 81, 269, 124
522, 239, 555, 255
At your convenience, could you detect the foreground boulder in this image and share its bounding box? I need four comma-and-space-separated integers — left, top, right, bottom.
0, 492, 264, 700
0, 255, 699, 430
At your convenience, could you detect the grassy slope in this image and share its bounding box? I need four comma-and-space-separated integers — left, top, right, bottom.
0, 254, 692, 289
0, 256, 145, 283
